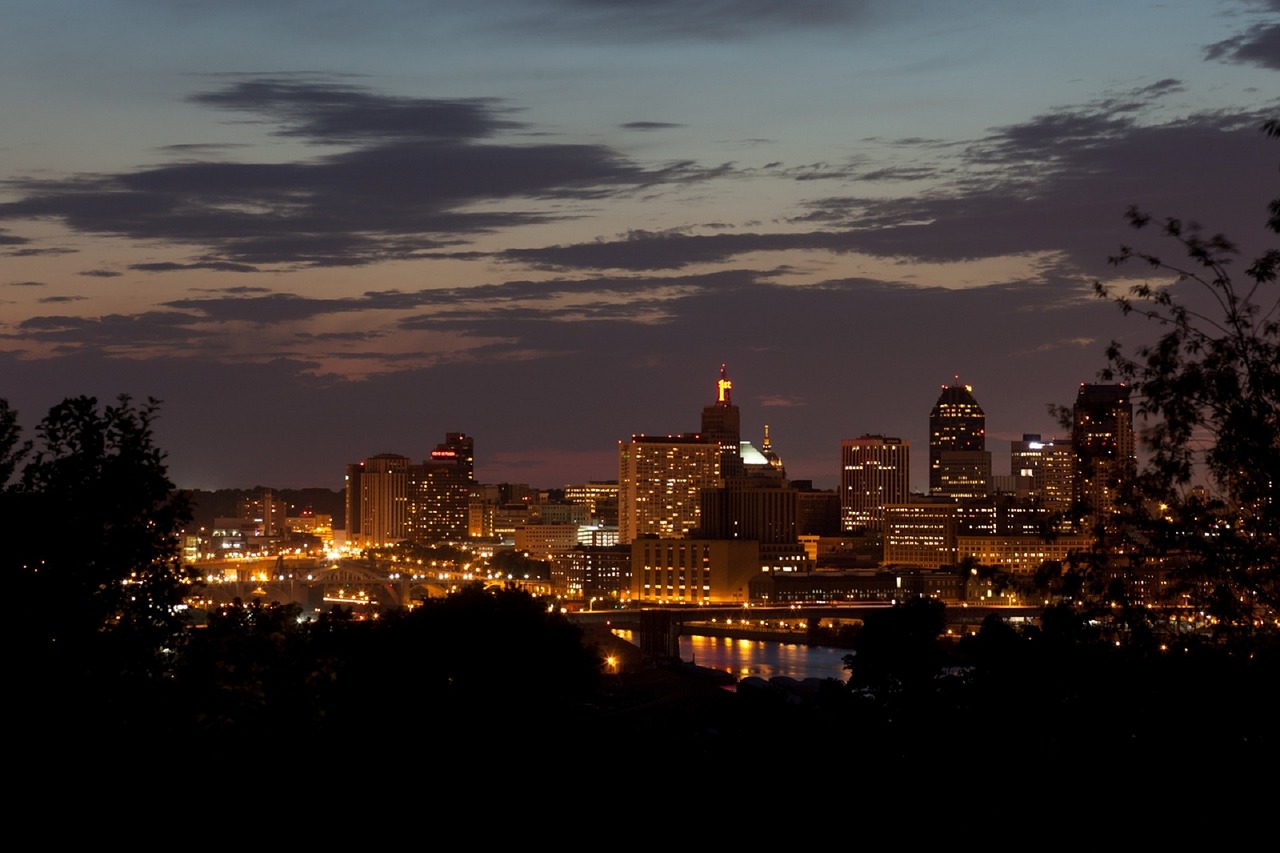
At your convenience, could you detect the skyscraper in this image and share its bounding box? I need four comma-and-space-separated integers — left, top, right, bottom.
929, 382, 989, 497
618, 434, 722, 543
701, 363, 743, 476
1072, 383, 1136, 526
840, 435, 910, 531
345, 453, 410, 547
1011, 433, 1075, 528
407, 432, 475, 542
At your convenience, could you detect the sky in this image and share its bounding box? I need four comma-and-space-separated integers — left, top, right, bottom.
1, 0, 1277, 493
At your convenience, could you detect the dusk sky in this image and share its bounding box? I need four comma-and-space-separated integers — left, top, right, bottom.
2, 1, 1277, 493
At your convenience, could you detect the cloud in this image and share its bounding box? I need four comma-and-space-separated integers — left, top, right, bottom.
0, 77, 733, 269
620, 122, 683, 131
189, 285, 272, 294
12, 311, 208, 347
188, 77, 520, 143
6, 281, 44, 287
5, 247, 76, 257
501, 102, 1280, 274
37, 295, 88, 304
78, 269, 123, 278
757, 395, 806, 408
130, 261, 259, 273
1204, 14, 1280, 70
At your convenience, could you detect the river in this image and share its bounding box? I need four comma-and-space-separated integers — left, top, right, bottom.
613, 629, 851, 682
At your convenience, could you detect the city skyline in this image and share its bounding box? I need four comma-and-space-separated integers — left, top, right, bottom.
2, 2, 1276, 492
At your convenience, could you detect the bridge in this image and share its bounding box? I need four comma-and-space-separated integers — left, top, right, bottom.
566, 603, 1044, 659
188, 557, 464, 613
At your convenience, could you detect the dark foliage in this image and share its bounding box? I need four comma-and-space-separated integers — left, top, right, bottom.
6, 396, 195, 750
1089, 119, 1279, 632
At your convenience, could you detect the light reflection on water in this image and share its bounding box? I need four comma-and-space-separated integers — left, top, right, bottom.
613, 630, 849, 682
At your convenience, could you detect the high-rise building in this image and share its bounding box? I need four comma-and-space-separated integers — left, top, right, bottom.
618, 434, 722, 543
345, 453, 410, 547
563, 481, 620, 525
934, 450, 992, 500
1072, 383, 1136, 526
407, 432, 475, 542
840, 435, 910, 531
1011, 433, 1075, 528
929, 382, 988, 497
237, 489, 287, 537
701, 363, 743, 476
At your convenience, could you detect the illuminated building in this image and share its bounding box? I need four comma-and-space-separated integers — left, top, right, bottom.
759, 424, 784, 475
929, 382, 989, 497
934, 450, 992, 499
618, 365, 754, 543
883, 501, 958, 568
551, 544, 631, 604
630, 538, 760, 604
1011, 433, 1075, 529
513, 523, 581, 560
1071, 383, 1136, 527
701, 363, 742, 475
618, 434, 722, 543
563, 481, 619, 525
956, 533, 1095, 574
345, 453, 410, 547
840, 435, 910, 531
407, 432, 475, 542
238, 489, 287, 537
532, 502, 591, 526
618, 364, 809, 585
285, 510, 334, 548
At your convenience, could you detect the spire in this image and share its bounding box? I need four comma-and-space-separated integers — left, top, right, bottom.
762, 424, 783, 472
716, 363, 732, 405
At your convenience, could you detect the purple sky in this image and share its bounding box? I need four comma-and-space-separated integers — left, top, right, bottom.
2, 1, 1277, 492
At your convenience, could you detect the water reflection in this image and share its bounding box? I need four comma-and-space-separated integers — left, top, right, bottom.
613, 630, 850, 682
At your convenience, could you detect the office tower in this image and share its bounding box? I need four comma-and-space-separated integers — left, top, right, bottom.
794, 481, 842, 536
883, 501, 958, 569
551, 544, 631, 605
618, 434, 722, 544
699, 475, 798, 544
563, 481, 620, 525
701, 363, 743, 476
407, 432, 475, 542
840, 435, 910, 531
237, 489, 287, 537
935, 450, 992, 499
1012, 433, 1075, 526
1072, 383, 1136, 526
345, 453, 410, 547
929, 382, 988, 497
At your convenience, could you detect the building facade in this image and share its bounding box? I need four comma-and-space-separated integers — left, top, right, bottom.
929, 382, 989, 497
840, 435, 910, 531
1072, 383, 1136, 527
630, 538, 760, 604
407, 432, 475, 542
618, 434, 723, 544
345, 453, 411, 547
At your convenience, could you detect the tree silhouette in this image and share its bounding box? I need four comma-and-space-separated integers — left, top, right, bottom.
7, 395, 195, 743
1091, 119, 1279, 634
